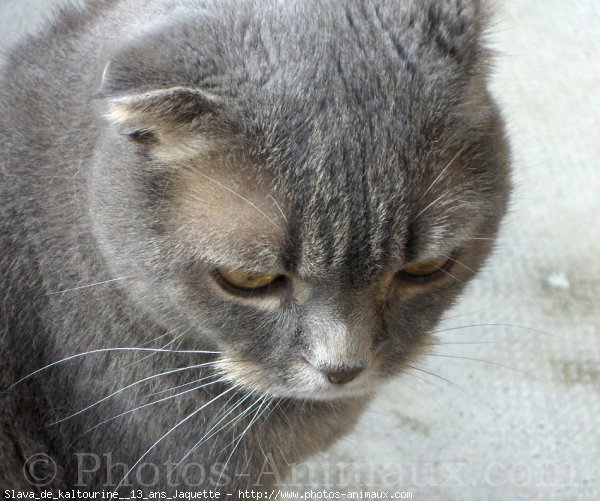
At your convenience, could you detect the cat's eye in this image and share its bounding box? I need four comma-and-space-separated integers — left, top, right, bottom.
396, 255, 454, 283
215, 267, 286, 296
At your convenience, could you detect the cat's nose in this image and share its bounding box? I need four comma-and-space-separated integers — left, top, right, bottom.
324, 368, 363, 385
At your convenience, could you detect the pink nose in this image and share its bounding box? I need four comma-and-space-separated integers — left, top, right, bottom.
324, 369, 363, 385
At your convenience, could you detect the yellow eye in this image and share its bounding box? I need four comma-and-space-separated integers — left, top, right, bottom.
216, 267, 282, 293
397, 255, 452, 281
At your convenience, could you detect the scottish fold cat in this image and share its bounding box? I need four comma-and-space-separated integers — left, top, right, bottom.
0, 0, 510, 493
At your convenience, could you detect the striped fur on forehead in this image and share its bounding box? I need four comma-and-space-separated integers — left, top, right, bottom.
103, 0, 500, 280
163, 108, 491, 282
276, 161, 414, 282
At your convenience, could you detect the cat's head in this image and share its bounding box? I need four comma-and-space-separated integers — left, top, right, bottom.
90, 0, 510, 400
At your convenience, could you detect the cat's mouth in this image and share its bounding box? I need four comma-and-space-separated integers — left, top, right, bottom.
215, 352, 382, 401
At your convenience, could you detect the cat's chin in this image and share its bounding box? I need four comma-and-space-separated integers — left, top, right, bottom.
268, 383, 374, 402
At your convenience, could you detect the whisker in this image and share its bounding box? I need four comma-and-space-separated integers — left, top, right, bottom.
142, 377, 211, 399
423, 341, 496, 346
447, 237, 497, 242
9, 347, 221, 389
115, 385, 238, 490
223, 394, 269, 455
124, 331, 188, 368
419, 144, 468, 202
72, 374, 225, 443
140, 356, 260, 400
138, 328, 182, 348
217, 395, 271, 485
46, 360, 222, 426
432, 323, 579, 345
329, 400, 341, 425
396, 372, 448, 416
253, 397, 280, 469
439, 267, 463, 284
260, 395, 281, 422
426, 353, 540, 381
169, 391, 259, 474
402, 362, 496, 414
279, 397, 295, 425
74, 363, 263, 449
442, 254, 476, 274
414, 189, 453, 220
195, 170, 281, 230
47, 276, 135, 295
268, 194, 288, 223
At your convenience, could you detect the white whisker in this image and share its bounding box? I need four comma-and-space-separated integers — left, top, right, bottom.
124, 331, 188, 368
443, 254, 476, 274
425, 341, 495, 345
448, 236, 497, 242
268, 194, 288, 223
427, 353, 539, 381
46, 360, 222, 426
402, 362, 495, 414
439, 267, 463, 283
414, 189, 454, 220
217, 395, 271, 486
432, 323, 579, 344
143, 377, 214, 399
47, 276, 135, 295
74, 375, 226, 441
115, 385, 238, 490
138, 327, 182, 348
169, 391, 258, 474
419, 144, 468, 202
9, 347, 221, 389
195, 170, 281, 230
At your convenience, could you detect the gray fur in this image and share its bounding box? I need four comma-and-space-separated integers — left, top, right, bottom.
0, 0, 510, 493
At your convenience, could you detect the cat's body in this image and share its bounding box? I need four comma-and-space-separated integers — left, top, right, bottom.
0, 0, 510, 493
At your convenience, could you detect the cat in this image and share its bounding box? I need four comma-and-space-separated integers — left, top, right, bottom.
0, 0, 510, 494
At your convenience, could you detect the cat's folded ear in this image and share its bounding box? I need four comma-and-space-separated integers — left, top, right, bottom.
97, 14, 230, 142
99, 78, 224, 141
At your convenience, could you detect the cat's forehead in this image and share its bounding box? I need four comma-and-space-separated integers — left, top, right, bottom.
147, 0, 493, 278
168, 136, 481, 281
276, 149, 482, 280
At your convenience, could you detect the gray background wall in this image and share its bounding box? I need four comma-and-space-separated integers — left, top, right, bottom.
1, 1, 599, 499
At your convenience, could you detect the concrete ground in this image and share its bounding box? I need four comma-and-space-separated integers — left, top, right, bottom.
1, 1, 599, 499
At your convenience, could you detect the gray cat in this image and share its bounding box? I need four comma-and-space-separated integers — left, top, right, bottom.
0, 0, 510, 494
